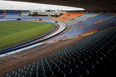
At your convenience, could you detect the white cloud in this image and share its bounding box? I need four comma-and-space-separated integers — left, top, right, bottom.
0, 0, 84, 11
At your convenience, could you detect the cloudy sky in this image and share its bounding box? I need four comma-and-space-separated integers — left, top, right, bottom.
0, 0, 84, 11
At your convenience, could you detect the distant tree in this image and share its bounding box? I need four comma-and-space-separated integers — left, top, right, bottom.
54, 13, 64, 18
32, 12, 38, 16
59, 13, 63, 16
46, 10, 51, 12
54, 14, 59, 17
28, 13, 32, 16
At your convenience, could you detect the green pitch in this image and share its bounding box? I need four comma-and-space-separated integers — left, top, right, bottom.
0, 21, 55, 49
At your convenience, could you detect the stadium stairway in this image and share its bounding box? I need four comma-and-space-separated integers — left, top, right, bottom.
3, 27, 116, 77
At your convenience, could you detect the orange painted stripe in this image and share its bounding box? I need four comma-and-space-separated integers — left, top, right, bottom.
21, 15, 28, 16
83, 28, 98, 34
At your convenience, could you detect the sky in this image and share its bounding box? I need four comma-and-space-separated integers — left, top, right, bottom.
0, 0, 84, 11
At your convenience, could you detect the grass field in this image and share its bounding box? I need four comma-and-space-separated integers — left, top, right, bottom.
0, 21, 55, 50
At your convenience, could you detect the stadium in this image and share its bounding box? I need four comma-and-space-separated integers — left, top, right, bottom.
0, 0, 116, 77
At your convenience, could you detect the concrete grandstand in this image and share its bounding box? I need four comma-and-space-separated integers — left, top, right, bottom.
0, 0, 116, 77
